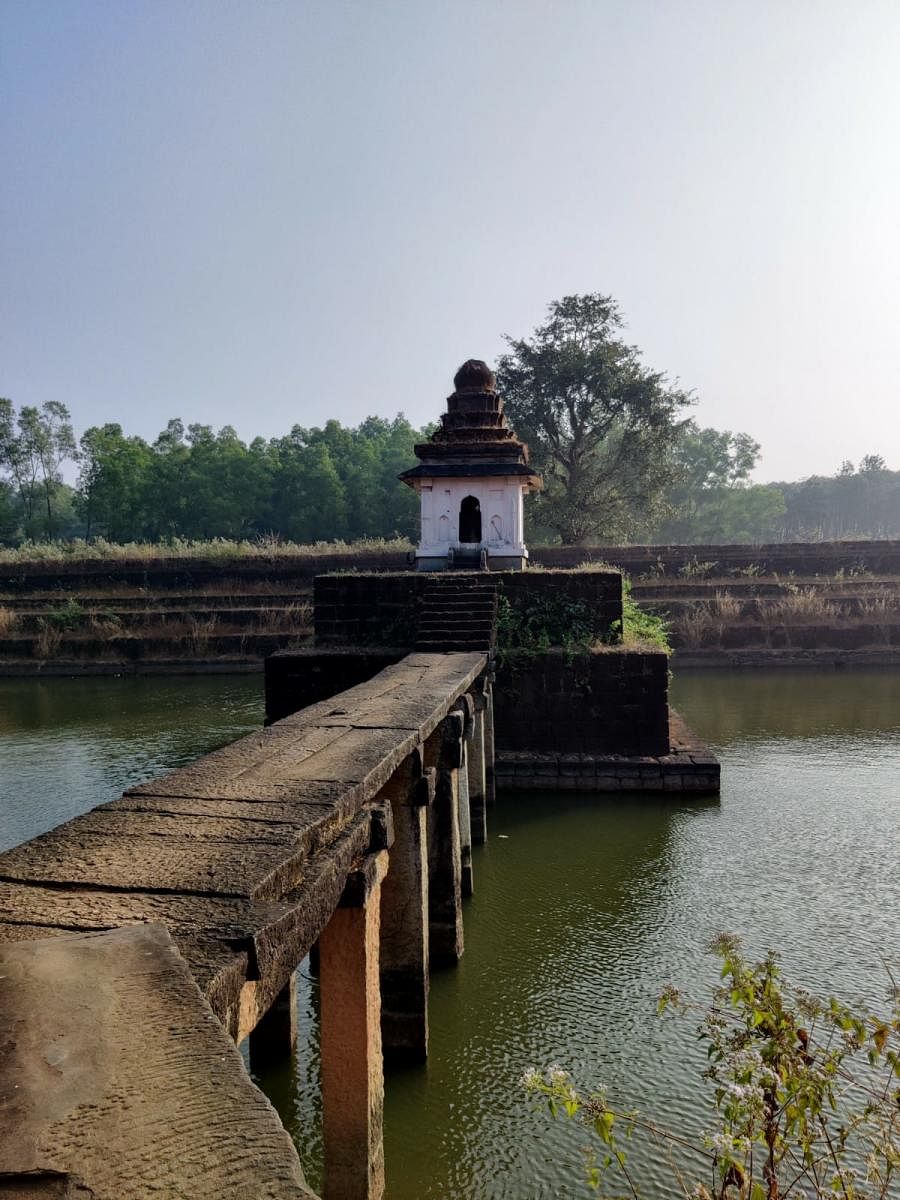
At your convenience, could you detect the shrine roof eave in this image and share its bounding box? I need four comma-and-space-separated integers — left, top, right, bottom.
398, 462, 543, 490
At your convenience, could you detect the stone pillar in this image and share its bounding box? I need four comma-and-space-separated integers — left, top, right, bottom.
454, 699, 474, 898
319, 850, 388, 1200
483, 679, 496, 807
248, 972, 297, 1069
425, 712, 465, 966
469, 689, 488, 845
378, 752, 434, 1064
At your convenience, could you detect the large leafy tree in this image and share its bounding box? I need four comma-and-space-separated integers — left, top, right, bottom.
653, 421, 782, 542
268, 429, 349, 543
77, 423, 154, 539
496, 294, 693, 544
0, 398, 77, 538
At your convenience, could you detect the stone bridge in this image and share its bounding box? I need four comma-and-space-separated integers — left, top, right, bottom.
0, 651, 493, 1200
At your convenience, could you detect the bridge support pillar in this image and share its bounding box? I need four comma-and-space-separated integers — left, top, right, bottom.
426, 712, 465, 965
455, 698, 475, 898
483, 680, 496, 808
248, 971, 297, 1068
379, 753, 434, 1064
469, 688, 488, 845
319, 850, 388, 1200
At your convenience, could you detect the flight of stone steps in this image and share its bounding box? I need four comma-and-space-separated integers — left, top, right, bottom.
414, 576, 498, 653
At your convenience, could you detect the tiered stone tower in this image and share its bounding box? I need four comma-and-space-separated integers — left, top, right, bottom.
399, 360, 542, 570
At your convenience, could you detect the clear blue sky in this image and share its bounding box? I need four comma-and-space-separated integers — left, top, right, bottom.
2, 0, 899, 481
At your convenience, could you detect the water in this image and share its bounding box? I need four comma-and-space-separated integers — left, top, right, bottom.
0, 669, 897, 1197
0, 675, 263, 851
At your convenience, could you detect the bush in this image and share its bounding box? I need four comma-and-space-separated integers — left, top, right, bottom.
525, 935, 899, 1198
620, 580, 671, 652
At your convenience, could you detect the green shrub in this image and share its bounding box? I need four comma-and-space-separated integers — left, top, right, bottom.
619, 580, 671, 652
496, 593, 595, 658
525, 934, 899, 1199
45, 599, 86, 630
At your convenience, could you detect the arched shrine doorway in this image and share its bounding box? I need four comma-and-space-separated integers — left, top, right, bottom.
458, 495, 482, 543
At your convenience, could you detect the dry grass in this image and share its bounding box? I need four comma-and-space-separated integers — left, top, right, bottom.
670, 607, 722, 648
186, 615, 219, 654
763, 587, 834, 623
0, 607, 18, 635
574, 559, 621, 573
35, 623, 63, 657
713, 590, 742, 619
666, 582, 900, 649
252, 600, 313, 634
858, 595, 899, 618
667, 591, 739, 646
0, 536, 412, 566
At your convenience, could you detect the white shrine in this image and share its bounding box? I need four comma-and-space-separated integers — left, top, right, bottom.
399, 360, 543, 571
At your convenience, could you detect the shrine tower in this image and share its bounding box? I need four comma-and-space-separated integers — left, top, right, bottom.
399, 360, 542, 571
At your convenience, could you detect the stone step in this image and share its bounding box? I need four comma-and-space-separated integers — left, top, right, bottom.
420, 614, 496, 624
421, 595, 495, 604
420, 599, 496, 609
414, 641, 493, 652
415, 633, 494, 643
418, 618, 495, 630
422, 596, 495, 605
416, 626, 494, 633
425, 583, 497, 591
418, 613, 495, 623
419, 610, 495, 619
419, 605, 495, 615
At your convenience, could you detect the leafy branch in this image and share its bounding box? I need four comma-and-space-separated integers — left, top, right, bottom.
524, 936, 899, 1199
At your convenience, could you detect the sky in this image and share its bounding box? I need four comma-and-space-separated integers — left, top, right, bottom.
2, 0, 899, 483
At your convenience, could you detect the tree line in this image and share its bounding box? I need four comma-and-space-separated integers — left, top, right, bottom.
2, 295, 897, 547
0, 403, 423, 545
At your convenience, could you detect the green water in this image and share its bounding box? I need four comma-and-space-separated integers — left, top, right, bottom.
0, 670, 897, 1198
0, 675, 263, 852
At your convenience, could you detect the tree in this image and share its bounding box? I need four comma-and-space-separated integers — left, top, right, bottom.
777, 460, 899, 540
496, 295, 693, 544
671, 423, 760, 494
652, 422, 786, 543
859, 453, 887, 474
77, 424, 154, 539
19, 402, 77, 538
0, 479, 18, 542
269, 430, 348, 542
0, 399, 77, 539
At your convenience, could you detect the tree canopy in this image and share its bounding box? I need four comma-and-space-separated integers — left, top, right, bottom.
497, 294, 693, 544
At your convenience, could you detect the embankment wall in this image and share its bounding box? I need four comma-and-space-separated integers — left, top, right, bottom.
5, 540, 898, 596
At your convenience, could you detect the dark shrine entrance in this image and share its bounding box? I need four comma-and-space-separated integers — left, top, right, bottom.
459, 495, 482, 543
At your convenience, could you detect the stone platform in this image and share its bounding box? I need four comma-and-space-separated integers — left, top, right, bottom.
495, 710, 720, 793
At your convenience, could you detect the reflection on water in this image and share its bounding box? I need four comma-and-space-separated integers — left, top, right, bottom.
0, 670, 897, 1198
0, 675, 262, 851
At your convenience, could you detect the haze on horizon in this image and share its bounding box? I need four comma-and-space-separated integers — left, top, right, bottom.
2, 0, 898, 484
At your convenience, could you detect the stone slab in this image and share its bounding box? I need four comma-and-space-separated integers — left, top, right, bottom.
0, 826, 309, 901
127, 653, 486, 809
0, 810, 378, 1036
105, 793, 358, 824
94, 800, 355, 858
0, 924, 316, 1199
